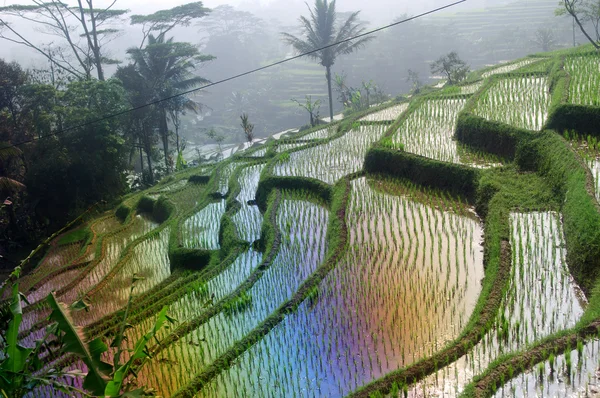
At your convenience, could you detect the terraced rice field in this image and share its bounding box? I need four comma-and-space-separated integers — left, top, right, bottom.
407, 212, 585, 397
481, 59, 538, 78
565, 55, 600, 106
494, 339, 600, 397
359, 103, 409, 122
10, 48, 600, 398
389, 98, 499, 167
274, 125, 387, 184
136, 193, 329, 396
473, 76, 550, 131
201, 177, 484, 397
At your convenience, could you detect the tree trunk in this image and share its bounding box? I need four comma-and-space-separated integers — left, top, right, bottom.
567, 5, 600, 49
159, 108, 170, 171
139, 136, 144, 174
146, 150, 154, 184
326, 65, 334, 122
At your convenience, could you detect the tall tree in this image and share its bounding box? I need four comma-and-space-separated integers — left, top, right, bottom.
0, 1, 128, 80
557, 0, 600, 49
125, 34, 213, 172
430, 52, 470, 85
115, 65, 159, 184
130, 2, 211, 49
281, 0, 374, 121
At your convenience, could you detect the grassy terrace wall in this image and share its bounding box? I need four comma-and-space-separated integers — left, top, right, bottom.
516, 131, 600, 293
364, 146, 480, 201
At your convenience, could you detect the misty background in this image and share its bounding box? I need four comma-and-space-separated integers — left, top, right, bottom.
0, 0, 584, 149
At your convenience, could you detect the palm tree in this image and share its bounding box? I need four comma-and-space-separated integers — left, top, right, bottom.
126, 35, 213, 172
282, 0, 374, 121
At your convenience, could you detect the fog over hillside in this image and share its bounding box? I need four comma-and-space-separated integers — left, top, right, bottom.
0, 0, 585, 144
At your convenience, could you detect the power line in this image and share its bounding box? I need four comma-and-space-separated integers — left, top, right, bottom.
2, 0, 466, 151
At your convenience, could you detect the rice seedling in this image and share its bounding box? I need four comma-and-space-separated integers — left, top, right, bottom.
460, 82, 483, 95
565, 54, 600, 106
515, 58, 553, 74
274, 125, 388, 184
106, 249, 263, 367
494, 339, 600, 397
481, 59, 538, 78
389, 98, 499, 167
58, 214, 158, 305
199, 177, 484, 397
276, 142, 309, 153
218, 163, 238, 196
232, 164, 265, 243
71, 227, 172, 327
181, 201, 226, 250
406, 212, 585, 397
358, 103, 409, 122
473, 76, 550, 131
134, 193, 329, 396
300, 125, 337, 140
248, 147, 268, 157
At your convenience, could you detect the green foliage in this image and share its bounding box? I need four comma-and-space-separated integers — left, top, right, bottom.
546, 104, 600, 135
152, 196, 175, 223
223, 291, 252, 316
47, 293, 111, 395
136, 195, 156, 214
115, 204, 132, 222
430, 52, 470, 85
1, 267, 173, 397
169, 247, 212, 272
256, 175, 333, 212
364, 145, 480, 201
188, 174, 210, 184
26, 79, 129, 222
455, 113, 533, 160
58, 226, 91, 246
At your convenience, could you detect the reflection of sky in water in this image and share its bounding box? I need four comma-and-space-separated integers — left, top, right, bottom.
233, 164, 265, 243
495, 339, 600, 398
202, 177, 485, 397
136, 198, 329, 397
408, 212, 586, 398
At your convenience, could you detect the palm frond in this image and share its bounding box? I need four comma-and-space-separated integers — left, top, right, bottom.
0, 143, 22, 163
0, 177, 25, 194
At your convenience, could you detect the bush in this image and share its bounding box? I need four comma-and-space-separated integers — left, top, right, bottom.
364, 145, 480, 201
136, 195, 155, 214
188, 175, 210, 184
115, 203, 131, 222
169, 247, 212, 272
152, 196, 175, 223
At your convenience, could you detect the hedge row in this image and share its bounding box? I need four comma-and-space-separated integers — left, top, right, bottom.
455, 113, 533, 160
364, 146, 480, 201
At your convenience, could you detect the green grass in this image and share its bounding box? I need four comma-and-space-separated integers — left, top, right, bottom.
57, 226, 91, 246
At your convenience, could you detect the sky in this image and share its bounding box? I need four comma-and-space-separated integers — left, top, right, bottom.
0, 0, 486, 66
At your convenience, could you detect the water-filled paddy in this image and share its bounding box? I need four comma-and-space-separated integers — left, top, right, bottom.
407, 212, 586, 397
473, 76, 550, 131
274, 125, 387, 184
136, 195, 329, 396
200, 177, 484, 397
